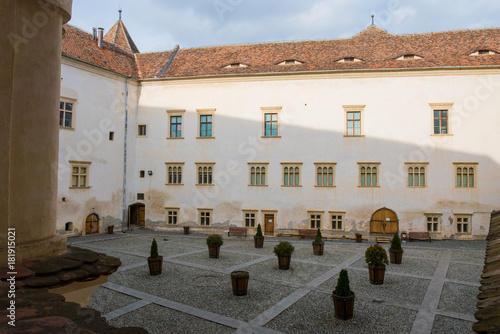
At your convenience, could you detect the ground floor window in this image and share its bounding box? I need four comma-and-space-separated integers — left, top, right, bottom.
330, 212, 345, 230
455, 214, 471, 234
309, 211, 323, 229
243, 210, 257, 228
167, 208, 179, 225
199, 209, 212, 226
425, 214, 441, 232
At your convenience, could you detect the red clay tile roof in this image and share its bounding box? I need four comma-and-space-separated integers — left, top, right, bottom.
104, 20, 140, 54
62, 25, 138, 78
62, 23, 500, 80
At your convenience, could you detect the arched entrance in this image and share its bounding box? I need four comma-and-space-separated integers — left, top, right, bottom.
85, 214, 99, 234
370, 208, 399, 236
128, 203, 145, 227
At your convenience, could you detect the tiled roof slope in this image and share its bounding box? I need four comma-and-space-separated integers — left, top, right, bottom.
158, 25, 500, 78
135, 50, 177, 79
104, 19, 140, 53
62, 25, 138, 78
473, 210, 500, 334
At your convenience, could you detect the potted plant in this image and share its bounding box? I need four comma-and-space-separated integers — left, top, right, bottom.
147, 238, 163, 275
312, 228, 324, 255
206, 234, 223, 258
254, 223, 264, 248
273, 241, 295, 270
230, 270, 250, 296
355, 233, 362, 243
332, 269, 355, 320
389, 231, 403, 264
365, 244, 389, 284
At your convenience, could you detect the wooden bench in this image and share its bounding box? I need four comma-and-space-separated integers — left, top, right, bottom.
408, 231, 431, 242
228, 226, 247, 237
298, 229, 317, 239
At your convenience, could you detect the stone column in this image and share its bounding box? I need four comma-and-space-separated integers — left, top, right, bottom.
0, 0, 72, 266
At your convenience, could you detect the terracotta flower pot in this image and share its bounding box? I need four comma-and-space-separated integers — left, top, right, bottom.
147, 256, 163, 276
254, 236, 264, 248
208, 245, 220, 258
230, 271, 249, 296
277, 255, 291, 270
389, 248, 403, 264
312, 241, 324, 255
332, 292, 355, 320
368, 265, 386, 285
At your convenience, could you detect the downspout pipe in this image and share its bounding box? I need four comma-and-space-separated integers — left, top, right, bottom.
121, 76, 132, 232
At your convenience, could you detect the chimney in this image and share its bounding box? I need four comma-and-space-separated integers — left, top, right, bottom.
92, 27, 97, 41
98, 27, 104, 48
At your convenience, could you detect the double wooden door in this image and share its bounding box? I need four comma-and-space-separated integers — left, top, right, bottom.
370, 208, 399, 236
85, 214, 99, 234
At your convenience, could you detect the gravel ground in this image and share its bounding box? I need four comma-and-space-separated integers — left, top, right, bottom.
172, 250, 262, 270
319, 270, 431, 306
109, 303, 233, 334
88, 288, 139, 314
451, 250, 486, 263
431, 315, 474, 334
385, 257, 438, 277
107, 262, 295, 322
446, 262, 483, 283
265, 291, 417, 334
395, 247, 443, 260
293, 246, 360, 266
438, 282, 479, 314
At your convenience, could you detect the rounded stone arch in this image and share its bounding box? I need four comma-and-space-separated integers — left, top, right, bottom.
370, 207, 399, 236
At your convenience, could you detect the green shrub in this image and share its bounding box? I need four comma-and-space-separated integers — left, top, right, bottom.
255, 223, 263, 237
273, 241, 295, 256
365, 244, 389, 266
334, 269, 353, 297
314, 228, 323, 243
150, 238, 159, 258
390, 231, 402, 250
206, 234, 224, 247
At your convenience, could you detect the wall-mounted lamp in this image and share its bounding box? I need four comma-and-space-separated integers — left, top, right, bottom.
148, 171, 153, 176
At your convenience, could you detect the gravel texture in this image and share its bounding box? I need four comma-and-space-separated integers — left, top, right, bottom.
446, 262, 483, 283
431, 315, 474, 334
293, 246, 359, 266
385, 257, 438, 277
396, 248, 443, 260
451, 250, 486, 263
266, 291, 417, 334
109, 303, 233, 334
438, 282, 479, 314
172, 250, 262, 270
88, 288, 139, 314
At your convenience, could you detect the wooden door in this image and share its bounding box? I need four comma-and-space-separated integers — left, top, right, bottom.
264, 214, 275, 236
85, 214, 99, 234
370, 208, 399, 236
128, 204, 146, 226
138, 205, 145, 226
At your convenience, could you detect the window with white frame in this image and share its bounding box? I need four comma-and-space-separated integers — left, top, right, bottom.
406, 162, 428, 187
166, 208, 179, 225
243, 210, 257, 228
309, 211, 323, 229
261, 107, 282, 137
315, 163, 336, 187
455, 214, 471, 234
70, 161, 90, 188
167, 109, 185, 139
425, 213, 441, 233
358, 162, 380, 187
281, 163, 302, 186
166, 163, 184, 185
330, 212, 345, 230
248, 163, 268, 186
343, 105, 365, 136
59, 100, 75, 128
196, 163, 215, 185
454, 163, 477, 188
199, 209, 212, 226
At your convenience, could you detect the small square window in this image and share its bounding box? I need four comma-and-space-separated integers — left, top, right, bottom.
137, 193, 145, 200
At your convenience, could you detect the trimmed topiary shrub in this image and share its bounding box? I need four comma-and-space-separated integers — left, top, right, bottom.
206, 234, 224, 247
390, 231, 402, 250
334, 269, 353, 297
365, 244, 389, 266
256, 223, 263, 237
314, 228, 323, 243
273, 241, 295, 256
150, 238, 159, 258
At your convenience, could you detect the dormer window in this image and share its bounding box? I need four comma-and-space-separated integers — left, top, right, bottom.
397, 54, 423, 60
225, 63, 248, 68
470, 50, 496, 56
337, 57, 361, 63
278, 59, 303, 65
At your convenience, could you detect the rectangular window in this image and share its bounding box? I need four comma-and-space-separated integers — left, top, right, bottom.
248, 163, 268, 186
330, 212, 345, 230
140, 170, 145, 178
243, 211, 257, 228
455, 215, 471, 234
199, 209, 212, 226
167, 209, 178, 225
138, 124, 147, 137
166, 163, 184, 185
343, 105, 365, 136
425, 214, 441, 233
70, 161, 90, 188
261, 107, 282, 137
309, 213, 322, 229
281, 163, 302, 186
455, 163, 477, 188
359, 163, 380, 187
315, 163, 336, 187
167, 110, 185, 139
433, 110, 448, 134
109, 132, 114, 141
406, 163, 428, 187
200, 115, 212, 137
137, 193, 145, 200
196, 163, 215, 185
59, 101, 74, 128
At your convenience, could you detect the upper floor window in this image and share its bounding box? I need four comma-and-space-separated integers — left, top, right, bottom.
358, 162, 380, 187
315, 163, 336, 187
406, 162, 428, 188
454, 163, 477, 188
249, 163, 268, 186
430, 103, 453, 135
70, 161, 90, 189
343, 105, 365, 136
167, 109, 185, 139
60, 100, 74, 128
197, 108, 216, 138
196, 163, 215, 185
470, 50, 496, 56
338, 57, 361, 63
282, 163, 302, 187
166, 163, 184, 185
261, 107, 282, 138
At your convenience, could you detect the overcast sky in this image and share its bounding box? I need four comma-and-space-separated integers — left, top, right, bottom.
69, 0, 500, 53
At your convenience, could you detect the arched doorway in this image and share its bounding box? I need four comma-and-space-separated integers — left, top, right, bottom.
129, 203, 145, 227
370, 208, 399, 236
85, 214, 99, 234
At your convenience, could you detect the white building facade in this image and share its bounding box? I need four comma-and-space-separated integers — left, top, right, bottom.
57, 21, 500, 240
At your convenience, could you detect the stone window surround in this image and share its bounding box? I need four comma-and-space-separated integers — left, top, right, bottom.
343, 105, 365, 137
248, 162, 269, 186
167, 109, 185, 139
314, 162, 337, 187
281, 162, 303, 187
261, 106, 282, 138
329, 211, 346, 231
196, 108, 216, 139
430, 103, 454, 136
166, 207, 179, 225
198, 208, 213, 227
242, 209, 258, 229
358, 162, 380, 187
165, 162, 184, 185
454, 162, 478, 188
69, 160, 91, 189
405, 162, 429, 188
